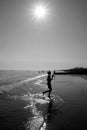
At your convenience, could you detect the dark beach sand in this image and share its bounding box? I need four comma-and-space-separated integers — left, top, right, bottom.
0, 71, 87, 130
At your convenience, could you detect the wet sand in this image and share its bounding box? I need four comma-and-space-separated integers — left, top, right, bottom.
0, 71, 87, 130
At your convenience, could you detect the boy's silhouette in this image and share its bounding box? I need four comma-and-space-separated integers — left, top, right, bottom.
43, 71, 54, 98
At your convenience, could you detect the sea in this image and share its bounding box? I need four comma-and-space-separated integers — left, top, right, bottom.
0, 70, 87, 130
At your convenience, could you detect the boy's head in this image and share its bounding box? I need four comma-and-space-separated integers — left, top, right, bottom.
48, 71, 51, 75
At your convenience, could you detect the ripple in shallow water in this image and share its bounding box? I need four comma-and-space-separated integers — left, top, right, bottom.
8, 92, 64, 130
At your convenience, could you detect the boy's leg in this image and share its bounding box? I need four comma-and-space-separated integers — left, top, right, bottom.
43, 90, 49, 95
48, 89, 52, 98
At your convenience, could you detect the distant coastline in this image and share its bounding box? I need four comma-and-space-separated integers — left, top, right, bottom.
53, 67, 87, 75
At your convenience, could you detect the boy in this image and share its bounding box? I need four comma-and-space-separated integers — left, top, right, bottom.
43, 71, 54, 98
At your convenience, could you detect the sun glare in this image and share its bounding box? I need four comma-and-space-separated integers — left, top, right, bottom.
34, 4, 46, 19
31, 1, 49, 22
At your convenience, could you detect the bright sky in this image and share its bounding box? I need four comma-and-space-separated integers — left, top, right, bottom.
0, 0, 87, 70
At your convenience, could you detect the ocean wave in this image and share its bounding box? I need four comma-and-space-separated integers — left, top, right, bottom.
0, 74, 47, 93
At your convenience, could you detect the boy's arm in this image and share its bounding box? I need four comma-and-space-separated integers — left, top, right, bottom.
51, 74, 54, 80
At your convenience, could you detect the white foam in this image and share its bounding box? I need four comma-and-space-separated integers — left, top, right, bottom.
40, 122, 46, 130
24, 105, 31, 109
0, 74, 47, 93
34, 79, 47, 87
21, 74, 47, 84
34, 99, 50, 104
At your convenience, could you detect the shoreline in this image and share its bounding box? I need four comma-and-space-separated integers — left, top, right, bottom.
0, 74, 47, 94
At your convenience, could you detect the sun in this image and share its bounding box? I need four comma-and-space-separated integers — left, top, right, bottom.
31, 1, 49, 22
34, 4, 47, 19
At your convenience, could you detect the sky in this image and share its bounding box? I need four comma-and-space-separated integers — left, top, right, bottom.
0, 0, 87, 70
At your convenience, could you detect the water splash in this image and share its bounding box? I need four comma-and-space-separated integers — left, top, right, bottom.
9, 92, 64, 130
